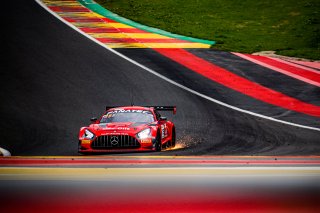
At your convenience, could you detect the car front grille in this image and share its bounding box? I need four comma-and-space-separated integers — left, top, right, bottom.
91, 135, 140, 149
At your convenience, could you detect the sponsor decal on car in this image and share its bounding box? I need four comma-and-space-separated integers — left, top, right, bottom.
103, 127, 130, 131
161, 124, 168, 138
101, 132, 129, 135
108, 110, 151, 114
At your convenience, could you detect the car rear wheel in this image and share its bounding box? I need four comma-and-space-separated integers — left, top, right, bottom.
155, 133, 162, 152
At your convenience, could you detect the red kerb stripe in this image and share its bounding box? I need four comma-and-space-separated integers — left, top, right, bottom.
154, 48, 320, 117
246, 54, 320, 83
1, 158, 320, 165
96, 38, 190, 43
80, 27, 120, 33
48, 6, 90, 12
80, 28, 146, 33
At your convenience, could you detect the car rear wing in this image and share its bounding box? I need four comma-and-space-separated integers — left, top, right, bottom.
146, 106, 176, 114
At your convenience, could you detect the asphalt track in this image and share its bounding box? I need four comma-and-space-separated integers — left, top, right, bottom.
1, 0, 320, 157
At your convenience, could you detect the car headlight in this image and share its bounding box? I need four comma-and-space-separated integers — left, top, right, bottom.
83, 129, 95, 140
137, 128, 151, 139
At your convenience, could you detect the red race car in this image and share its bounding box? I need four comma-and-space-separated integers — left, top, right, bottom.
78, 106, 176, 154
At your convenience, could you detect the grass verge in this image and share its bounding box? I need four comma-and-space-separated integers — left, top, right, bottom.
96, 0, 319, 60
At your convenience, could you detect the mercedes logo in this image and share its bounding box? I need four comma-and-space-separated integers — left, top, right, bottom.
110, 136, 119, 145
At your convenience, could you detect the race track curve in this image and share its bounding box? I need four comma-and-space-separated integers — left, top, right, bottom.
1, 0, 320, 156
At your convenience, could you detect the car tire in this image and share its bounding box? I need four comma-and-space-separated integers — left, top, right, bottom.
78, 141, 82, 154
155, 133, 162, 152
171, 126, 176, 148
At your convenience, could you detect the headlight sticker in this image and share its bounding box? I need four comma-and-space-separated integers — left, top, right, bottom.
81, 140, 91, 145
140, 138, 152, 144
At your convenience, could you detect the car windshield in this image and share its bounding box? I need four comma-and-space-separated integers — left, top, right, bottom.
100, 110, 155, 123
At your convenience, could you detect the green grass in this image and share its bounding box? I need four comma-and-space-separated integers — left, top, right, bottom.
96, 0, 319, 60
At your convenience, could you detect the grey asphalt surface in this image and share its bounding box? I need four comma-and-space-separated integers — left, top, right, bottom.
1, 0, 320, 156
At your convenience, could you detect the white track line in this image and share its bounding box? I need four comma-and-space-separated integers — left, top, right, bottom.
0, 147, 11, 157
35, 0, 320, 132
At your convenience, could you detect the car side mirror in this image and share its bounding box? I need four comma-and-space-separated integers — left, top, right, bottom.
90, 117, 97, 122
159, 116, 167, 121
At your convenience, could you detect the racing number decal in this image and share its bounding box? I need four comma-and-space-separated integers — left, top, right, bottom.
161, 124, 168, 139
